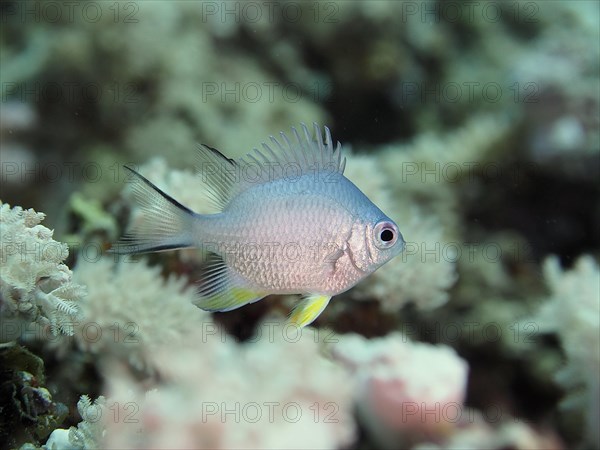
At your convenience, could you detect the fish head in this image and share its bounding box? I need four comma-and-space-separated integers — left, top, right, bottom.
347, 213, 405, 276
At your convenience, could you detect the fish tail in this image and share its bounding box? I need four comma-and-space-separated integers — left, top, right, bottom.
109, 166, 196, 254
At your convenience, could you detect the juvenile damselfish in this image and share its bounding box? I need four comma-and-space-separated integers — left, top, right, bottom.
112, 123, 405, 327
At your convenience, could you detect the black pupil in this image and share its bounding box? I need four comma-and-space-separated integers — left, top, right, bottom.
380, 229, 394, 242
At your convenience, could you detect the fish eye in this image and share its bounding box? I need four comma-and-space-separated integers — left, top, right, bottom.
380, 229, 394, 242
373, 221, 398, 249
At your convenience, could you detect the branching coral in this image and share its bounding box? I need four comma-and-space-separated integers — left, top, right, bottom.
344, 114, 512, 312
537, 255, 600, 448
379, 112, 513, 236
413, 416, 563, 450
0, 202, 85, 338
98, 329, 355, 449
352, 210, 458, 312
45, 395, 107, 450
72, 257, 210, 371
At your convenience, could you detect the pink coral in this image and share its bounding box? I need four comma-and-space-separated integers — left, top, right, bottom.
331, 333, 468, 448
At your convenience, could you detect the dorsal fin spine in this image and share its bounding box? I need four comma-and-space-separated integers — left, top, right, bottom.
291, 127, 306, 164
268, 136, 288, 165
195, 123, 345, 211
260, 143, 277, 165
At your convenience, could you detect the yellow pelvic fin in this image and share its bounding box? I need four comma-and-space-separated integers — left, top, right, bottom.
196, 286, 266, 312
288, 294, 332, 328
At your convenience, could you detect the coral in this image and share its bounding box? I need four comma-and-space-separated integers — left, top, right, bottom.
379, 112, 513, 236
344, 151, 458, 312
72, 257, 210, 371
345, 114, 513, 312
99, 329, 356, 449
44, 395, 107, 450
510, 3, 600, 177
536, 255, 600, 448
330, 333, 468, 449
413, 414, 563, 450
4, 1, 327, 167
0, 203, 85, 338
352, 210, 458, 312
0, 343, 68, 448
66, 192, 118, 243
2, 2, 598, 448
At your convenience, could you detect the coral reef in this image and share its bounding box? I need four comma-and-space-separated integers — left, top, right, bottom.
72, 257, 208, 372
344, 113, 513, 313
1, 0, 598, 448
0, 343, 68, 448
537, 256, 600, 448
413, 416, 562, 450
331, 333, 468, 448
98, 329, 355, 449
0, 203, 86, 339
45, 395, 107, 450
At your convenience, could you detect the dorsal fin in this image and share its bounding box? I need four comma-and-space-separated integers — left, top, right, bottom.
195, 143, 238, 211
195, 123, 346, 211
243, 122, 346, 180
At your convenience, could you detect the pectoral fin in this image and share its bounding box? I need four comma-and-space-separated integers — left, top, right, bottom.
288, 294, 332, 328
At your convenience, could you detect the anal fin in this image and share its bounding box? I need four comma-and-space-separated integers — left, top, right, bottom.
288, 294, 331, 328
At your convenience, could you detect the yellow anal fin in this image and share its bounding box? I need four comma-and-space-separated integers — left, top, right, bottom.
288, 294, 332, 328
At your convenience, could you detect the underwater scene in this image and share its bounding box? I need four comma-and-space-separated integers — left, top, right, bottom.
1, 1, 599, 449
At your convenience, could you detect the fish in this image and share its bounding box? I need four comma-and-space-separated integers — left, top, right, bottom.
111, 123, 405, 327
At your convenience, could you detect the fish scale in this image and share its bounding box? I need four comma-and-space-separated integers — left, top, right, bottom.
111, 123, 405, 327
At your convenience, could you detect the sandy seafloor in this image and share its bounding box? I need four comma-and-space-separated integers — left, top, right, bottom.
0, 1, 599, 449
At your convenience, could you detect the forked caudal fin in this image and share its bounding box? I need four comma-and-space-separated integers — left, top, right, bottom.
109, 166, 196, 254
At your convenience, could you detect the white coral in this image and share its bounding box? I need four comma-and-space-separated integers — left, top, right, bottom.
45, 395, 107, 450
72, 257, 210, 371
413, 413, 563, 450
0, 202, 85, 337
343, 152, 458, 311
353, 209, 458, 311
537, 255, 600, 448
342, 115, 511, 313
101, 329, 356, 449
379, 113, 512, 236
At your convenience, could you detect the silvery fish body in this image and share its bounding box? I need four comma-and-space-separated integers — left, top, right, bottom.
112, 123, 405, 327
